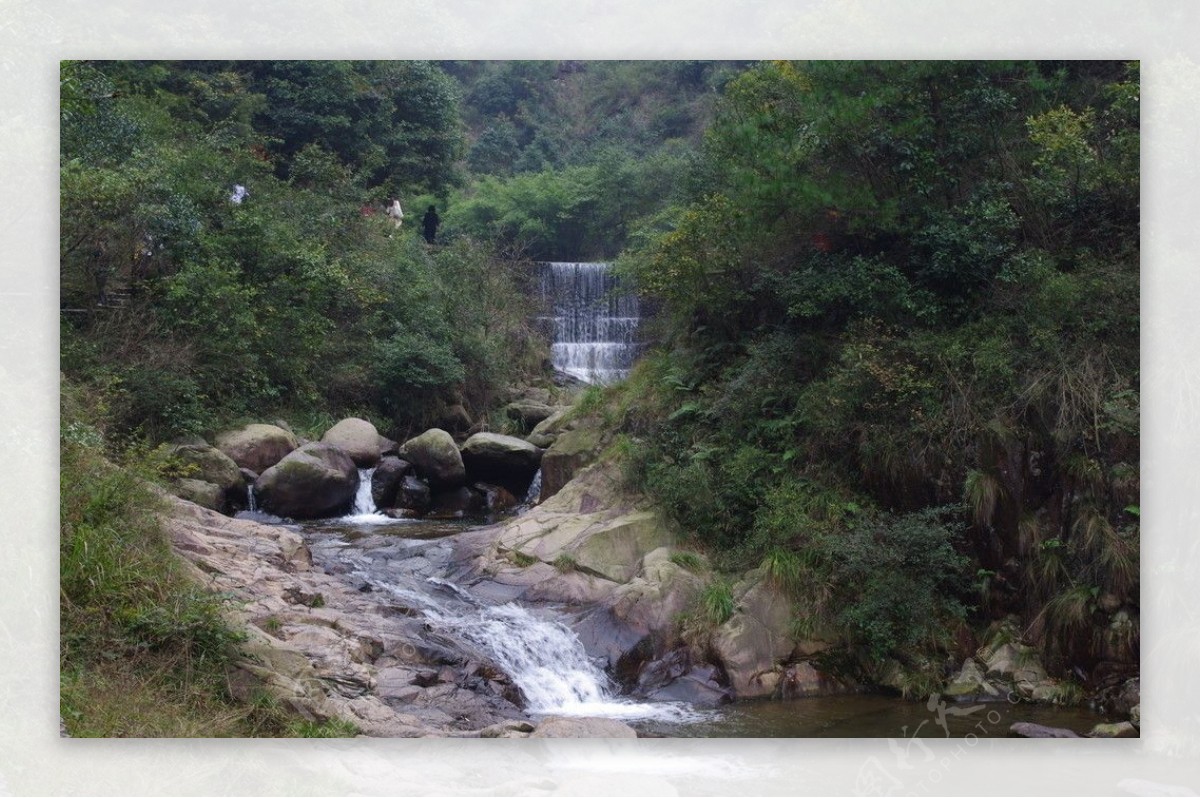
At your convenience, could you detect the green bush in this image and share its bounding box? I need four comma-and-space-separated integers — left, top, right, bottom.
805, 508, 971, 661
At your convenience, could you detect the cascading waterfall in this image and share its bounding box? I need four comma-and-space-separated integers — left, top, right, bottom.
376, 579, 705, 724
246, 484, 258, 513
538, 262, 640, 384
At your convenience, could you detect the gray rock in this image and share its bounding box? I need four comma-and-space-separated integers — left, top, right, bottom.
168, 441, 244, 508
648, 669, 731, 707
1113, 677, 1141, 715
437, 404, 473, 436
539, 424, 601, 501
399, 429, 466, 490
371, 457, 413, 509
479, 719, 536, 738
710, 568, 795, 699
636, 648, 731, 707
530, 716, 638, 738
461, 432, 544, 495
397, 476, 431, 514
216, 423, 299, 473
321, 418, 383, 467
504, 400, 557, 432
256, 443, 359, 519
1008, 722, 1080, 738
981, 640, 1059, 701
1088, 721, 1139, 738
944, 659, 1004, 699
524, 407, 573, 449
171, 478, 225, 511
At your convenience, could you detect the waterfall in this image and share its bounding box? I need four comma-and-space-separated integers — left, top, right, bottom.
342, 468, 393, 524
246, 483, 258, 513
539, 262, 640, 384
376, 580, 705, 724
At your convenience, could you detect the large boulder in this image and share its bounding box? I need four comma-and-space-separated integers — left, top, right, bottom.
437, 404, 473, 436
255, 443, 359, 519
504, 510, 669, 585
609, 548, 703, 637
491, 463, 666, 581
981, 641, 1059, 700
169, 441, 243, 499
371, 457, 412, 509
525, 407, 573, 449
170, 478, 225, 511
504, 400, 559, 433
572, 547, 700, 673
398, 429, 466, 490
461, 432, 544, 496
943, 659, 1004, 700
709, 569, 796, 699
396, 476, 431, 514
216, 423, 299, 473
538, 424, 602, 501
321, 418, 382, 467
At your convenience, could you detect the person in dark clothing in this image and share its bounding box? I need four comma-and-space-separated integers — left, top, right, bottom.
422, 205, 440, 244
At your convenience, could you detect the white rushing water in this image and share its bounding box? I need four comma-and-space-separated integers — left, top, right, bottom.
378, 580, 706, 724
341, 467, 399, 525
539, 262, 640, 384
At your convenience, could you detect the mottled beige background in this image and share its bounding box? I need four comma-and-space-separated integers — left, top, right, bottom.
2, 0, 1196, 794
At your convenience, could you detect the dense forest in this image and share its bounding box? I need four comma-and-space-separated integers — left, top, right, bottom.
60, 60, 1138, 735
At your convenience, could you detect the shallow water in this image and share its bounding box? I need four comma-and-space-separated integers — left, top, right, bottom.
639, 693, 1113, 738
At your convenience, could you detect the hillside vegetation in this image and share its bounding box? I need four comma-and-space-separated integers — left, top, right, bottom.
606, 60, 1139, 683
60, 60, 1139, 728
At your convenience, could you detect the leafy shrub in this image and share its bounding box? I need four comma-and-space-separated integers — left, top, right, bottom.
802, 508, 971, 662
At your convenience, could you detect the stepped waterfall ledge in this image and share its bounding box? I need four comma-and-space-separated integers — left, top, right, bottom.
537, 262, 641, 384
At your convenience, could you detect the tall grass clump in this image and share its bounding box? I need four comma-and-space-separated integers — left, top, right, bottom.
59, 379, 354, 737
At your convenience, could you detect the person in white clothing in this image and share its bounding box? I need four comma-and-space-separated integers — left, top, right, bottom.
386, 199, 404, 229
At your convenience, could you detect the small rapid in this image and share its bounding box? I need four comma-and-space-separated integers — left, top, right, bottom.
303, 468, 710, 728
373, 579, 708, 725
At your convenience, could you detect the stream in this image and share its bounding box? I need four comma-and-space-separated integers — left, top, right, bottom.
286, 473, 1114, 738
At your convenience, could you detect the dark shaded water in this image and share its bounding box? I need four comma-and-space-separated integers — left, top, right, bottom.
640, 693, 1112, 738
294, 514, 1114, 738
